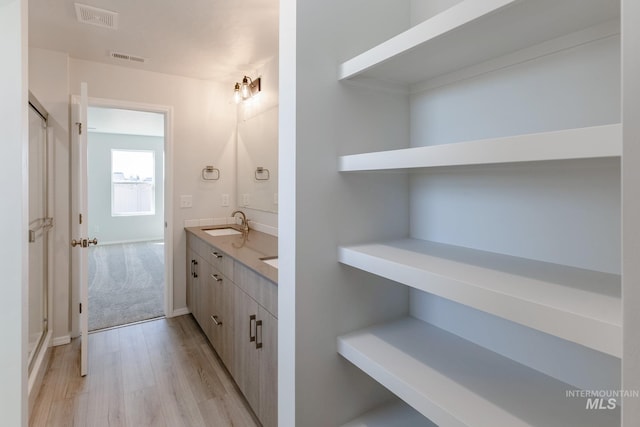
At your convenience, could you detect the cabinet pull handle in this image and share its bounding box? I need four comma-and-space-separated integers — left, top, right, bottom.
255, 320, 263, 349
190, 259, 195, 277
211, 251, 223, 259
193, 260, 198, 278
211, 315, 222, 326
210, 273, 223, 283
249, 314, 256, 342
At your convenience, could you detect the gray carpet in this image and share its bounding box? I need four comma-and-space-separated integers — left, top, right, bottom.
88, 241, 165, 331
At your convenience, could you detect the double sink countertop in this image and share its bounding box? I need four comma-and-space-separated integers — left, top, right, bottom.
185, 225, 278, 284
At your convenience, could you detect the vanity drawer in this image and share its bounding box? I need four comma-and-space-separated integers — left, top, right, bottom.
234, 262, 277, 318
207, 245, 235, 281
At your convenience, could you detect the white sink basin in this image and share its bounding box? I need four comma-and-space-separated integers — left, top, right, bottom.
204, 228, 242, 237
261, 257, 278, 269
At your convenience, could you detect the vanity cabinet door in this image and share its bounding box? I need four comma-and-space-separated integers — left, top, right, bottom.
234, 286, 261, 413
186, 246, 194, 313
258, 306, 277, 427
232, 285, 278, 427
187, 248, 204, 325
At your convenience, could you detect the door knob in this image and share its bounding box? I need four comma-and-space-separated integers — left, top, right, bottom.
71, 237, 99, 248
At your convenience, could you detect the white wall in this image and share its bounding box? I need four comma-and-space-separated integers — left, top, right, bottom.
0, 0, 28, 424
88, 132, 165, 244
410, 0, 462, 25
279, 1, 414, 425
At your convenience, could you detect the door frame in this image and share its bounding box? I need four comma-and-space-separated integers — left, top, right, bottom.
70, 96, 175, 337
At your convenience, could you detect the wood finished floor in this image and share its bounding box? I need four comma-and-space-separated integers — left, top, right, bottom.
30, 315, 261, 427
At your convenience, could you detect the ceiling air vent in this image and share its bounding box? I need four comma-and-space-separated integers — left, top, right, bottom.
110, 51, 147, 64
75, 3, 118, 29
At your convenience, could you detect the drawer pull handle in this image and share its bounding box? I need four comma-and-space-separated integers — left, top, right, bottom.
211, 315, 222, 326
249, 314, 256, 342
210, 273, 223, 283
256, 320, 263, 349
211, 251, 223, 259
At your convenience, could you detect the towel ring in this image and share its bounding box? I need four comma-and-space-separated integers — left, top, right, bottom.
202, 166, 220, 181
255, 167, 270, 181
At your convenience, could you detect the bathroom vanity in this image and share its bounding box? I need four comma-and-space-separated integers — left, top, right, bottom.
185, 225, 277, 427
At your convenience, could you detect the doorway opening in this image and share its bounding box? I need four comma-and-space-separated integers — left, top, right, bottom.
87, 106, 166, 331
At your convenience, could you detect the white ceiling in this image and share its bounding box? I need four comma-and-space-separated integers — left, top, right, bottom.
28, 0, 279, 83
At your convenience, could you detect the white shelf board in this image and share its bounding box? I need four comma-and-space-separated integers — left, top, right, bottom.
339, 0, 619, 85
339, 124, 621, 172
339, 238, 621, 357
338, 317, 620, 427
342, 401, 436, 427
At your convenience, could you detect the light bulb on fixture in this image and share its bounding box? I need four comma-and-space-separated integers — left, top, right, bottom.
233, 82, 241, 104
241, 76, 250, 99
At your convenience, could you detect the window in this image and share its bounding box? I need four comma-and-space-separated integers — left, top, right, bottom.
111, 149, 155, 216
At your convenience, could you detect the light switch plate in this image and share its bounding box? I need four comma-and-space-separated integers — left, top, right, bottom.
242, 193, 250, 206
180, 195, 193, 208
222, 194, 229, 206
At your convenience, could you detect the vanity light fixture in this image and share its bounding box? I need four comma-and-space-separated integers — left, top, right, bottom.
234, 75, 261, 103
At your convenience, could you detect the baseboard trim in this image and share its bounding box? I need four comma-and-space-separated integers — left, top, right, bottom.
170, 307, 190, 317
52, 335, 71, 346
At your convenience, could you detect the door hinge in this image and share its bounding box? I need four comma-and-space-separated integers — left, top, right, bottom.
79, 303, 82, 314
76, 122, 82, 135
79, 213, 83, 224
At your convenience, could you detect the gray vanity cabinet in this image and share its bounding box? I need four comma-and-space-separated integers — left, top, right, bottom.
186, 230, 277, 427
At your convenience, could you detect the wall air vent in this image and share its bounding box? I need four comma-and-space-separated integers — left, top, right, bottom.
109, 51, 147, 64
75, 3, 119, 29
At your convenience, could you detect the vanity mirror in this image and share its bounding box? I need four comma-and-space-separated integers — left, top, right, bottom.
237, 105, 278, 213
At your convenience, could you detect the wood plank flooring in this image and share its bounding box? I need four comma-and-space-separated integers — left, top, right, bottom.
30, 315, 261, 427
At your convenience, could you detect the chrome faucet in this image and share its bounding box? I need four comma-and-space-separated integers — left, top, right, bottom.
231, 210, 249, 234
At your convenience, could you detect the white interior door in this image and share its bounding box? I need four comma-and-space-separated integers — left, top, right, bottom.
71, 82, 93, 377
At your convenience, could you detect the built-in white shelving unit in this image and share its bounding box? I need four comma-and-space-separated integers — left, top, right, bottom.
339, 239, 621, 357
339, 124, 621, 172
339, 0, 619, 84
338, 317, 620, 427
331, 0, 622, 425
